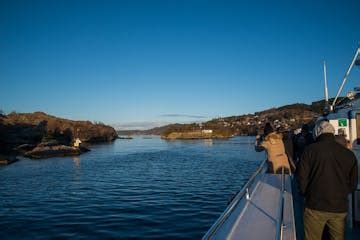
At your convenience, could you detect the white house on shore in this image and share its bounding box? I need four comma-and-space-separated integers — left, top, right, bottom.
73, 138, 82, 148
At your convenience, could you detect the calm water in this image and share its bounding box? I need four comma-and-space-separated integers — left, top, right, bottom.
0, 136, 263, 239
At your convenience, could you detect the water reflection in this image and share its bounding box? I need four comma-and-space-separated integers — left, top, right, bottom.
72, 156, 81, 168
203, 139, 213, 146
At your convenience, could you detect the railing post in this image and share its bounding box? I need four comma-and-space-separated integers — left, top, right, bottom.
276, 167, 286, 240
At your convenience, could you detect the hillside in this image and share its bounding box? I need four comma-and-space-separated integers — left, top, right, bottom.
120, 101, 326, 138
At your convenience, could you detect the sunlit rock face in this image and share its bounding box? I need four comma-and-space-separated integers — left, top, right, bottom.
0, 112, 117, 155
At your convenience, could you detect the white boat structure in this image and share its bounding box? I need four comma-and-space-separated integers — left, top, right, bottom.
203, 46, 360, 240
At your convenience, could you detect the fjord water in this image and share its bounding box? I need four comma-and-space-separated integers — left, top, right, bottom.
0, 137, 263, 239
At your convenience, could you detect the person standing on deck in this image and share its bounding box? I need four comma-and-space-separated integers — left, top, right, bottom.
294, 124, 314, 162
255, 123, 291, 173
296, 121, 358, 240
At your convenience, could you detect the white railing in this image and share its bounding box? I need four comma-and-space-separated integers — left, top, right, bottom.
275, 167, 286, 240
202, 159, 267, 240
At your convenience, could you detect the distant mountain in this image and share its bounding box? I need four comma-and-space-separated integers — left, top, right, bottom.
117, 130, 145, 136
117, 123, 184, 136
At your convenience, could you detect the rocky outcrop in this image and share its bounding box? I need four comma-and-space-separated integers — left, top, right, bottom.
0, 112, 117, 156
19, 140, 91, 159
24, 145, 89, 159
15, 144, 37, 155
0, 154, 19, 165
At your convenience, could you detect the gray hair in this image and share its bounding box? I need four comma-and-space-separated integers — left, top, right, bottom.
313, 120, 335, 139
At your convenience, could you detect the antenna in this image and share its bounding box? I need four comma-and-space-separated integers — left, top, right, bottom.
323, 61, 329, 105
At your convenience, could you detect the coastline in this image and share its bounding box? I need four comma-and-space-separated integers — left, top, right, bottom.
161, 131, 232, 140
0, 112, 118, 161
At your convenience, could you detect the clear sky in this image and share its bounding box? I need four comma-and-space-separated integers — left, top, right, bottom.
1, 0, 359, 129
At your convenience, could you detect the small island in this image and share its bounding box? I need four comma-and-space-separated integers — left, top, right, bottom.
0, 112, 118, 162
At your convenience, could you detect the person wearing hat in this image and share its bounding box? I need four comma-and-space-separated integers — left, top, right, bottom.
296, 121, 358, 240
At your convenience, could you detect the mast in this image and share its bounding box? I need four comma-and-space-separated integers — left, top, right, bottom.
323, 61, 329, 111
331, 47, 360, 110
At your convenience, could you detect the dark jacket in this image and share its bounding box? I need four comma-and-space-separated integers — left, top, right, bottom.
282, 132, 296, 172
334, 135, 348, 148
296, 133, 358, 213
294, 132, 314, 162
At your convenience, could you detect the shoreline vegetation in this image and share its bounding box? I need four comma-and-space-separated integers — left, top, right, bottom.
0, 112, 117, 163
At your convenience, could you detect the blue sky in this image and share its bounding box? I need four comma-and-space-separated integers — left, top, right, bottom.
1, 0, 359, 129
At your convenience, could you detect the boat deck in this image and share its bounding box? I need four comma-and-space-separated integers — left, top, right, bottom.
203, 160, 360, 240
203, 172, 295, 240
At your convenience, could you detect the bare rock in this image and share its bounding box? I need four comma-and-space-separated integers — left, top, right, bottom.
24, 145, 87, 159
0, 155, 19, 165
38, 140, 60, 147
15, 144, 36, 154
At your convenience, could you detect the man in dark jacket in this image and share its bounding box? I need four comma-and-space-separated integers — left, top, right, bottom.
296, 121, 358, 240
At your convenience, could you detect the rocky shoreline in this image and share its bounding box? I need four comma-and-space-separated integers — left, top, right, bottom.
161, 131, 232, 140
0, 155, 19, 165
23, 141, 91, 159
0, 112, 118, 161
